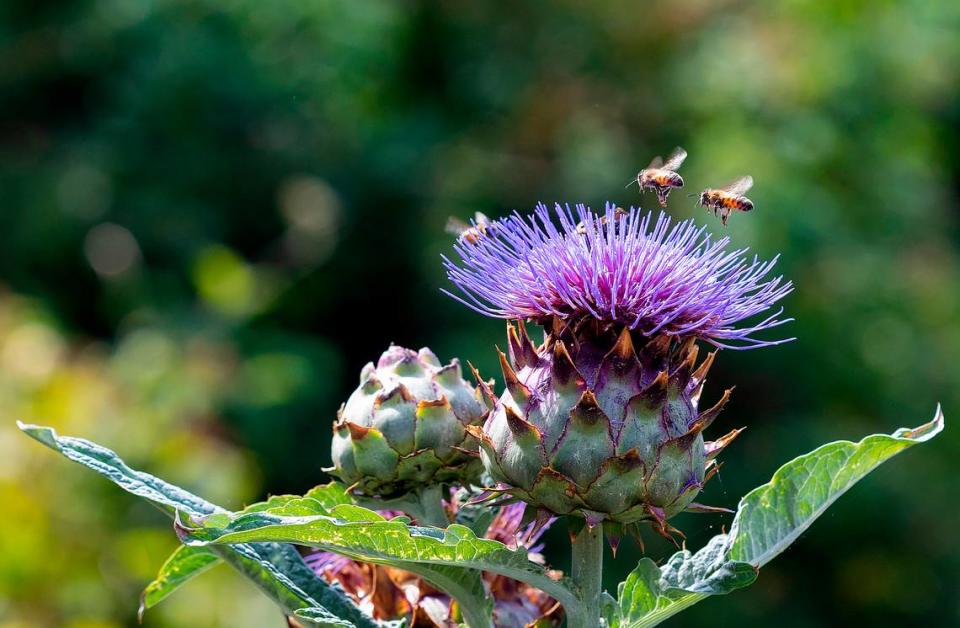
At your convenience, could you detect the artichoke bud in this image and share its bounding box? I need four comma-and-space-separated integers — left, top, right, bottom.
329, 345, 490, 497
475, 319, 740, 533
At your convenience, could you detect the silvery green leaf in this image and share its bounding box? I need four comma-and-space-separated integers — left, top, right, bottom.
176, 484, 583, 628
616, 408, 944, 628
18, 422, 377, 628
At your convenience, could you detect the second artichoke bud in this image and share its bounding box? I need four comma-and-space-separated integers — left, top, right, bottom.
472, 319, 739, 537
329, 345, 490, 498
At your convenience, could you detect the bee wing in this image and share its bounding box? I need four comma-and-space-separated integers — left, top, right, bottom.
473, 211, 490, 225
720, 175, 754, 196
646, 155, 664, 169
445, 216, 471, 236
661, 146, 688, 172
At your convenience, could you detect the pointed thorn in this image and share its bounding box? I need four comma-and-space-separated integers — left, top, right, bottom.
692, 387, 734, 433
635, 371, 669, 410
580, 510, 605, 529
705, 427, 746, 459
506, 321, 525, 368
598, 326, 641, 383
607, 532, 622, 557
516, 320, 540, 358
704, 460, 725, 483
508, 320, 538, 368
690, 377, 706, 409
464, 424, 492, 446
570, 390, 609, 427
375, 383, 414, 407
672, 341, 700, 387
638, 334, 671, 368
677, 336, 698, 360
550, 316, 565, 337
692, 350, 718, 384
612, 326, 636, 360
685, 502, 735, 514
467, 361, 498, 408
345, 422, 371, 440
645, 504, 667, 527
498, 347, 532, 405
528, 508, 553, 541
551, 339, 583, 389
504, 405, 541, 440
435, 359, 464, 385
417, 397, 449, 412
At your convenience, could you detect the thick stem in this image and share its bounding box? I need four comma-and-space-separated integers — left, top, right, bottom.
568, 524, 604, 628
416, 484, 450, 528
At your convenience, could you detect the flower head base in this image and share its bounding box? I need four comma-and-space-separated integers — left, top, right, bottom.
444, 203, 793, 349
328, 345, 490, 498
469, 320, 738, 541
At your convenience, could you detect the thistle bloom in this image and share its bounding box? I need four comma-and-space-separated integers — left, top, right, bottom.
443, 203, 792, 349
443, 204, 793, 539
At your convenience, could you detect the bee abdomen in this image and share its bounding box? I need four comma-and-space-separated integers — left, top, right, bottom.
656, 172, 684, 188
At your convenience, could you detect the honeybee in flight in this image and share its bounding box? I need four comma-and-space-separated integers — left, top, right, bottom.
697, 176, 754, 226
631, 147, 688, 207
446, 212, 492, 245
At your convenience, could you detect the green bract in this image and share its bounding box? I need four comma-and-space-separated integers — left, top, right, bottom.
329, 345, 490, 498
473, 320, 737, 537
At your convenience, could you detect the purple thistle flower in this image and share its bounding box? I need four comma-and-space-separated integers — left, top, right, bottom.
443, 203, 793, 349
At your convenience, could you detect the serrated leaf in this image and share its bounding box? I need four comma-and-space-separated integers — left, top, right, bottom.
18, 422, 377, 628
616, 408, 944, 628
176, 486, 583, 627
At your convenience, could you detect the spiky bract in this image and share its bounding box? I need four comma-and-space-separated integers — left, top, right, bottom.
471, 319, 740, 538
329, 346, 489, 497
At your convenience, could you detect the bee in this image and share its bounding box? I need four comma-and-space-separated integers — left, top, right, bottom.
631, 147, 688, 207
446, 212, 492, 245
576, 207, 628, 235
696, 176, 754, 226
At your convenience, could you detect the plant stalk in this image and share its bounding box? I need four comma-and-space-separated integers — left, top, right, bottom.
416, 484, 450, 528
569, 523, 604, 628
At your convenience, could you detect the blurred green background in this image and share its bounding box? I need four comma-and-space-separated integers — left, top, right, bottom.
2, 0, 958, 626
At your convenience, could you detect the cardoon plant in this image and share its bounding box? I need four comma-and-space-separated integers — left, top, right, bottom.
19, 202, 943, 628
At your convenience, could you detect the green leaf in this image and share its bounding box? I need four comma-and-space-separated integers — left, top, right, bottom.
294, 606, 361, 627
176, 486, 584, 627
616, 408, 945, 628
18, 422, 377, 628
139, 545, 221, 619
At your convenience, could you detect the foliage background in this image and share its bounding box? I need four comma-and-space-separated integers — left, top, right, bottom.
2, 1, 958, 626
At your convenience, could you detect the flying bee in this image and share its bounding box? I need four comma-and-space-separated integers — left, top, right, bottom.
696, 176, 754, 226
446, 212, 492, 245
630, 146, 688, 207
576, 207, 629, 235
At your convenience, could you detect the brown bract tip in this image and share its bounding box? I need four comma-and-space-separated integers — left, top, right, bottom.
498, 346, 532, 404
345, 422, 371, 440
504, 404, 541, 439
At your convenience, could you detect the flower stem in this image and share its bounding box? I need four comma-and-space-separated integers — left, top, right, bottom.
569, 523, 604, 628
416, 484, 450, 528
